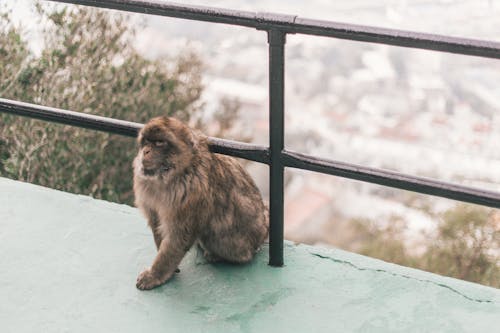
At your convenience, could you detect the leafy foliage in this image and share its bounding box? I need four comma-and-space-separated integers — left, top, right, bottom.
0, 5, 209, 204
352, 204, 500, 288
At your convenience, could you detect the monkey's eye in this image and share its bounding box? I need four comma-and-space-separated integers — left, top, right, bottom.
153, 140, 166, 147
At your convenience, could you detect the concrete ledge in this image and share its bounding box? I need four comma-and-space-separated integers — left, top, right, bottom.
0, 177, 498, 332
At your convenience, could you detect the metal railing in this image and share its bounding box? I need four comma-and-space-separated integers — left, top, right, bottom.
2, 0, 500, 267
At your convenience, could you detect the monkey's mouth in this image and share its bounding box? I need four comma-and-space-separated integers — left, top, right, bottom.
142, 164, 172, 176
159, 165, 172, 173
142, 168, 156, 176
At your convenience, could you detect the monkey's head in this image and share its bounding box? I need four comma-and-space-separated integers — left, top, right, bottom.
134, 116, 197, 178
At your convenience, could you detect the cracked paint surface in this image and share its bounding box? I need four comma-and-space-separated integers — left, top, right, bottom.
309, 252, 493, 303
1, 177, 499, 333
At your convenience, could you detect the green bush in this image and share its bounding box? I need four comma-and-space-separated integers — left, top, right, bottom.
352, 204, 500, 288
1, 5, 210, 205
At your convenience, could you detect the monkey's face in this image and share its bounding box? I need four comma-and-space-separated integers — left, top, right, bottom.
134, 117, 195, 178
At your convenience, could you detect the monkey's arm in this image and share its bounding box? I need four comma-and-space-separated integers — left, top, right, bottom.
144, 208, 163, 250
136, 223, 196, 290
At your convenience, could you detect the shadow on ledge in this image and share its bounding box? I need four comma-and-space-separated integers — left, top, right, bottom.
0, 177, 499, 332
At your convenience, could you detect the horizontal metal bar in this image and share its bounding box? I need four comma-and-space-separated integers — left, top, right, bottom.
281, 149, 500, 209
0, 98, 142, 136
207, 138, 269, 164
47, 0, 292, 29
3, 98, 500, 209
0, 98, 269, 163
48, 0, 500, 59
291, 18, 500, 59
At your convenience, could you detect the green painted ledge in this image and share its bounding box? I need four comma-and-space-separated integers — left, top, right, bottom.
0, 177, 498, 333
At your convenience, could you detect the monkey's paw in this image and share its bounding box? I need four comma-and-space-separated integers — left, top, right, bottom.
136, 268, 165, 290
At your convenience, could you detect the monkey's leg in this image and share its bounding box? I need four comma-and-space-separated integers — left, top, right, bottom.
197, 241, 223, 263
136, 234, 194, 290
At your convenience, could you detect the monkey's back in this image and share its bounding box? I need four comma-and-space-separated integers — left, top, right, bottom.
197, 153, 269, 263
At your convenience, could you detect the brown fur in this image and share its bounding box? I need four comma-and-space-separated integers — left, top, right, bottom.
133, 117, 269, 290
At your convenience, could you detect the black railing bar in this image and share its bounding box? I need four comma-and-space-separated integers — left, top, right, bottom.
282, 150, 500, 209
0, 98, 142, 137
48, 0, 500, 59
0, 98, 270, 164
2, 98, 500, 209
268, 30, 286, 267
291, 18, 500, 59
207, 138, 269, 164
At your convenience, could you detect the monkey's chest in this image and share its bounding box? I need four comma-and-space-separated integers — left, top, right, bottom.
136, 180, 173, 208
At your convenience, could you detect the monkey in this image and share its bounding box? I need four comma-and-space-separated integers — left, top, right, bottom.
133, 116, 269, 290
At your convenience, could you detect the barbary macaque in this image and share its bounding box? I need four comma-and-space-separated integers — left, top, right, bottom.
133, 116, 269, 290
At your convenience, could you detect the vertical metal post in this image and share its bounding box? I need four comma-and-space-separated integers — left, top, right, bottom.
268, 29, 286, 267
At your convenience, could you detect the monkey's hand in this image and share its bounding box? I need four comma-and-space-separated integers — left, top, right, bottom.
136, 268, 167, 290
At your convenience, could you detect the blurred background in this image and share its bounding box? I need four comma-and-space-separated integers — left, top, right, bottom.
1, 0, 499, 287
